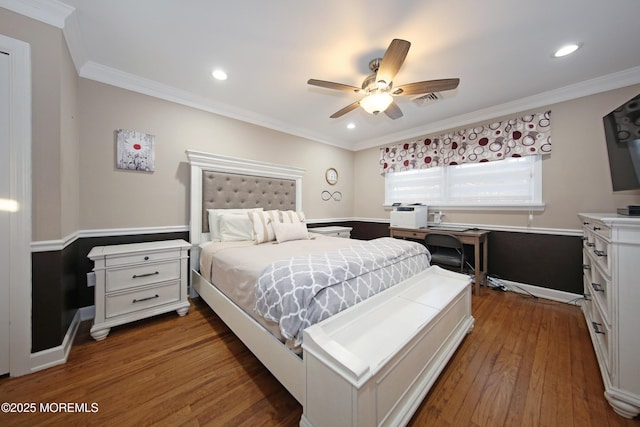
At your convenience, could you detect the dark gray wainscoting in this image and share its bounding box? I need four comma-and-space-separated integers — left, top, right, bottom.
311, 221, 583, 294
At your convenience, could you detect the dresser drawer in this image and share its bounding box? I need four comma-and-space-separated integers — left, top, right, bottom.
588, 263, 612, 325
106, 260, 181, 292
588, 298, 611, 377
582, 218, 612, 240
105, 249, 183, 267
591, 235, 611, 276
105, 281, 180, 318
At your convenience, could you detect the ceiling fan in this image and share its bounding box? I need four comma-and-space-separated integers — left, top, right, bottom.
307, 39, 459, 120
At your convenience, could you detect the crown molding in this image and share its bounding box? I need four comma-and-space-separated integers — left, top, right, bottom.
353, 65, 640, 151
8, 0, 639, 154
78, 61, 344, 150
0, 0, 73, 28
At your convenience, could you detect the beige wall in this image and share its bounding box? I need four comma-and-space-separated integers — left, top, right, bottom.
78, 80, 354, 230
353, 84, 640, 230
60, 39, 80, 237
0, 8, 80, 241
5, 4, 640, 239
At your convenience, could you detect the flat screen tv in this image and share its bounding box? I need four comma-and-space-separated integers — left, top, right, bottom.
602, 93, 640, 191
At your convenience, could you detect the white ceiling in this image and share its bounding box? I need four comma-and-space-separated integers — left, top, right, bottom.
6, 0, 640, 151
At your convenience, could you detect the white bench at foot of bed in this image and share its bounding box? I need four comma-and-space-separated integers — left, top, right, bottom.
301, 266, 474, 427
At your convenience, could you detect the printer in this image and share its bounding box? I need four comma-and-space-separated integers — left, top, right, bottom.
390, 205, 428, 228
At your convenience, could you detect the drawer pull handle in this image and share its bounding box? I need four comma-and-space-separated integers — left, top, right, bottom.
583, 293, 591, 301
132, 271, 159, 279
593, 250, 606, 257
591, 283, 604, 292
591, 321, 605, 335
593, 226, 600, 231
582, 264, 591, 270
144, 256, 150, 261
583, 222, 590, 225
586, 243, 595, 247
132, 294, 159, 303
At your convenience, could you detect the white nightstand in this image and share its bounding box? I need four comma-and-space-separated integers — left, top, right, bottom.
88, 239, 191, 341
310, 226, 352, 238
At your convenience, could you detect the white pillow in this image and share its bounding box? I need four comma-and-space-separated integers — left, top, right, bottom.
280, 210, 305, 223
248, 210, 281, 244
207, 208, 262, 241
273, 222, 309, 243
218, 213, 254, 242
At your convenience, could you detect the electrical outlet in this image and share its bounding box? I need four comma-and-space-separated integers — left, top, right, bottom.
87, 272, 96, 288
434, 211, 442, 224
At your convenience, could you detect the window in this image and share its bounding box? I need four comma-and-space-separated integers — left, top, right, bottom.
385, 155, 543, 209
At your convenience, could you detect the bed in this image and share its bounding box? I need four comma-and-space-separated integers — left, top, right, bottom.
186, 150, 474, 426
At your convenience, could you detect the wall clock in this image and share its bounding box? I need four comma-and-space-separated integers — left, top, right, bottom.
116, 129, 156, 172
325, 167, 338, 185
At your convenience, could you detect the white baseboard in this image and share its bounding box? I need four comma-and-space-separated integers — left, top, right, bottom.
29, 306, 96, 373
79, 305, 95, 321
30, 308, 82, 373
496, 278, 583, 305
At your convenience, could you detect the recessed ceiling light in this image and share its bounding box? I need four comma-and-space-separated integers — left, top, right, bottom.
554, 43, 581, 58
212, 69, 228, 80
347, 123, 356, 129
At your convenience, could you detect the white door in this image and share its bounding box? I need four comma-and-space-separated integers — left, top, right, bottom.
1, 50, 10, 375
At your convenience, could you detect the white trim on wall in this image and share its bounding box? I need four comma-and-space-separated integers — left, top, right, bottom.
1, 33, 32, 377
30, 225, 190, 252
29, 219, 582, 253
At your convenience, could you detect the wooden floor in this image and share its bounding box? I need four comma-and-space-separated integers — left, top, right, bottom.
1, 290, 639, 426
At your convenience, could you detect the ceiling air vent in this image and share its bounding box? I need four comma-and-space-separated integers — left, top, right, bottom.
412, 92, 442, 105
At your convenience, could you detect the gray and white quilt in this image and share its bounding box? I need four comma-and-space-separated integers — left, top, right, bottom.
254, 237, 431, 346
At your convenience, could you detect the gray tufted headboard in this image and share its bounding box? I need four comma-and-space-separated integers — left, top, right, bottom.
187, 150, 305, 249
201, 171, 297, 232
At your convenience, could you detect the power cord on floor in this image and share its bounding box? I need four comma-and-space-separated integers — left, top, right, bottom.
487, 273, 587, 307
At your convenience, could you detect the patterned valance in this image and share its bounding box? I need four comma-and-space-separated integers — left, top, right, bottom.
380, 111, 551, 174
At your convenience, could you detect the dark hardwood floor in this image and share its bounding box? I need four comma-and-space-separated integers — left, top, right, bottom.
1, 290, 638, 426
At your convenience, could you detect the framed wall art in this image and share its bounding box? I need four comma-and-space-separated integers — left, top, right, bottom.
116, 129, 156, 172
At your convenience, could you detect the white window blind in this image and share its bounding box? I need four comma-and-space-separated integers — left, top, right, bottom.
385, 155, 542, 208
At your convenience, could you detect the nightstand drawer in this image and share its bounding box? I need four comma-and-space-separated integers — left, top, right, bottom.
310, 226, 352, 239
106, 260, 181, 292
106, 249, 182, 267
105, 282, 180, 318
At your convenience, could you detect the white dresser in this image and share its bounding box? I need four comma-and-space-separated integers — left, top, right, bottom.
88, 239, 191, 341
579, 213, 640, 418
309, 226, 352, 238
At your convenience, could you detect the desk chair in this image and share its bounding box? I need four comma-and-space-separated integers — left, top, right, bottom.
424, 233, 465, 273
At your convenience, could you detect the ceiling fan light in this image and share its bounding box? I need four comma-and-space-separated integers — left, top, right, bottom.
360, 93, 393, 115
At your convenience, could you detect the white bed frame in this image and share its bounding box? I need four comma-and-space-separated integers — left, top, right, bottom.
186, 150, 474, 426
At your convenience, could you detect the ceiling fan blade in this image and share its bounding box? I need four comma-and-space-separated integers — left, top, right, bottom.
330, 101, 360, 118
384, 101, 403, 120
308, 79, 361, 93
376, 39, 411, 87
392, 78, 460, 96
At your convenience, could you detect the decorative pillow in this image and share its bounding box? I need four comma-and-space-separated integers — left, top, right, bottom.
273, 222, 309, 243
207, 208, 262, 241
280, 210, 305, 224
218, 213, 254, 242
248, 210, 281, 244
